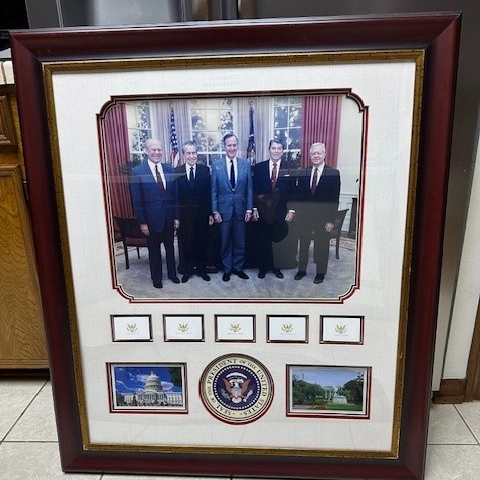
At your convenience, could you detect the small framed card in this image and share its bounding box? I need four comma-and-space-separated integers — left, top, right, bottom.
163, 315, 204, 342
267, 315, 308, 343
110, 315, 152, 342
215, 315, 255, 342
320, 316, 364, 344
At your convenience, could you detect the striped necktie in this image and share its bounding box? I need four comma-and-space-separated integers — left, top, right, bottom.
271, 162, 278, 188
311, 167, 318, 195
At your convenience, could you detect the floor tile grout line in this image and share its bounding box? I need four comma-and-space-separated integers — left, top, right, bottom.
1, 440, 60, 443
1, 379, 49, 442
454, 404, 480, 445
427, 442, 480, 446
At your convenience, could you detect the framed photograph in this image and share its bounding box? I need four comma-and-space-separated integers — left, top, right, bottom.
105, 90, 360, 302
163, 314, 204, 341
107, 363, 187, 413
267, 315, 309, 343
110, 314, 152, 341
287, 365, 371, 418
320, 315, 364, 344
215, 314, 255, 342
10, 12, 460, 480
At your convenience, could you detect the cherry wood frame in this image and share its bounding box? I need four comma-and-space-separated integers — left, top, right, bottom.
10, 13, 460, 479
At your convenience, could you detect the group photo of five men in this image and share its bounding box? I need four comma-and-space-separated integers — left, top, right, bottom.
129, 133, 341, 290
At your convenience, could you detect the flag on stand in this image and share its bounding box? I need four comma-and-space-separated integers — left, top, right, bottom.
246, 105, 256, 166
169, 106, 180, 167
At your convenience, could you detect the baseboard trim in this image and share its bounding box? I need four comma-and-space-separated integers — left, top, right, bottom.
432, 378, 466, 404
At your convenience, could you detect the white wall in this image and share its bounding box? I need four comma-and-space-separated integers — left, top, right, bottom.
441, 130, 480, 379
88, 0, 179, 25
336, 96, 363, 230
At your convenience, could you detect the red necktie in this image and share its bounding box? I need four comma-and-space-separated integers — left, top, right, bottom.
311, 168, 318, 195
155, 165, 165, 191
271, 162, 277, 189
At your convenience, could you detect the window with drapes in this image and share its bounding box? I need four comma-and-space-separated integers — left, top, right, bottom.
125, 101, 153, 165
191, 98, 235, 166
121, 94, 342, 169
273, 96, 302, 167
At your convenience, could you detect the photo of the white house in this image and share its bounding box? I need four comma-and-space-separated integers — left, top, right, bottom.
287, 365, 370, 417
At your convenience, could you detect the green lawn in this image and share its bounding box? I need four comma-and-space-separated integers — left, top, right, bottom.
323, 403, 363, 411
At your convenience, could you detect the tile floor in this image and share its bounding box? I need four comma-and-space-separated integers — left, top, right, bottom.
1, 378, 479, 479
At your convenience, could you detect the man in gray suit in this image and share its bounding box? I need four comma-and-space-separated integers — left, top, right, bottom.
211, 133, 253, 282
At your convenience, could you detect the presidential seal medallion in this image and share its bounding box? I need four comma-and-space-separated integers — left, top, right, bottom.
199, 354, 274, 424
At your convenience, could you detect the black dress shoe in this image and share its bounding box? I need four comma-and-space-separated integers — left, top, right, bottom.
169, 276, 180, 284
294, 270, 306, 280
314, 273, 325, 284
153, 281, 163, 288
273, 268, 284, 279
258, 270, 266, 279
222, 273, 231, 282
181, 274, 189, 283
200, 273, 211, 281
233, 270, 249, 279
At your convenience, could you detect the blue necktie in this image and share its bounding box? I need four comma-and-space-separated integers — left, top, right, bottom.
230, 160, 235, 189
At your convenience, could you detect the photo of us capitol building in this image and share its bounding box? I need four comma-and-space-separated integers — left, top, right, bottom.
120, 371, 184, 407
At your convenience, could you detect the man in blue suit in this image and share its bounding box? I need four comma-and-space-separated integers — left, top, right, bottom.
129, 138, 180, 289
211, 133, 253, 282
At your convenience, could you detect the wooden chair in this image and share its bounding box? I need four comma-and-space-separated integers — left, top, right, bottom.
114, 216, 148, 269
330, 209, 349, 259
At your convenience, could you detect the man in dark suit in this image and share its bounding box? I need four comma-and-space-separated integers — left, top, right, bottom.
293, 142, 341, 284
252, 139, 296, 279
175, 141, 213, 283
211, 133, 253, 282
129, 138, 180, 289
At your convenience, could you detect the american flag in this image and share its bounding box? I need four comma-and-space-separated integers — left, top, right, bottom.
170, 106, 180, 167
246, 105, 256, 166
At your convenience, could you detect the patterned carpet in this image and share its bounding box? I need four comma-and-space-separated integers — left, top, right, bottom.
113, 235, 357, 301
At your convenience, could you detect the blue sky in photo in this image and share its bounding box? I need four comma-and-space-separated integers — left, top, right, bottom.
113, 365, 183, 393
291, 366, 365, 388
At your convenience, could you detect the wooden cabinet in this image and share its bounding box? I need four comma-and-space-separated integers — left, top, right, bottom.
0, 86, 48, 369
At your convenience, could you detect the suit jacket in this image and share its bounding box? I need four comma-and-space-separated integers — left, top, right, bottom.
129, 161, 178, 233
211, 157, 253, 221
252, 159, 296, 219
175, 163, 211, 221
293, 164, 340, 225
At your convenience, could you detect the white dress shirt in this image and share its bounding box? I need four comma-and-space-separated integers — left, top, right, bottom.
310, 162, 325, 189
148, 160, 166, 187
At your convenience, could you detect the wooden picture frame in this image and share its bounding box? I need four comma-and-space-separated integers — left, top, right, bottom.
10, 12, 460, 479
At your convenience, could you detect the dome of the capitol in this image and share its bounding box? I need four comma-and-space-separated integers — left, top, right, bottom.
144, 371, 163, 392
